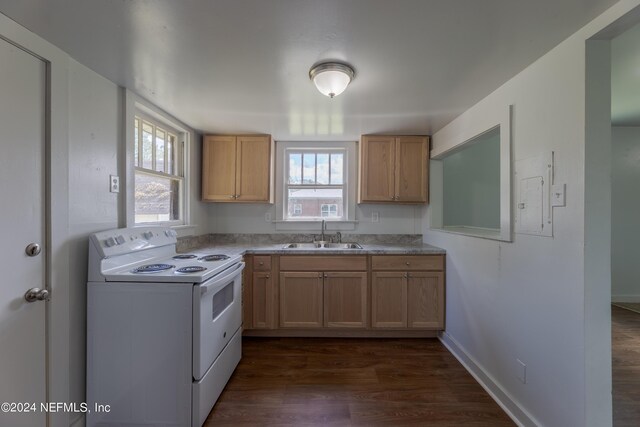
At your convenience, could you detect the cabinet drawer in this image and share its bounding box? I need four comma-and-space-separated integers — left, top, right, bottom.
253, 256, 271, 271
280, 256, 367, 271
371, 255, 443, 271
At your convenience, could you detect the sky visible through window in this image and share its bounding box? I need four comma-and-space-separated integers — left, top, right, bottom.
288, 152, 343, 185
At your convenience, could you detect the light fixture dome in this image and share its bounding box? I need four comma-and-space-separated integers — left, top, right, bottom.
309, 62, 355, 98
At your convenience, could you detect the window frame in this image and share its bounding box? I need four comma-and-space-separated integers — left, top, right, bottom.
274, 141, 358, 231
429, 104, 512, 242
125, 91, 191, 229
284, 148, 347, 221
133, 113, 186, 226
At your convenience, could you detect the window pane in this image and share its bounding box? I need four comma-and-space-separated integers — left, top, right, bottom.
134, 172, 180, 223
288, 153, 302, 184
142, 122, 153, 169
302, 153, 316, 184
134, 118, 139, 167
317, 153, 329, 185
155, 128, 166, 173
287, 188, 343, 219
330, 153, 343, 184
167, 134, 175, 175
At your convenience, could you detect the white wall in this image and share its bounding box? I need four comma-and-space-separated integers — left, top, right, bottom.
64, 60, 209, 426
611, 126, 640, 302
67, 59, 121, 421
208, 203, 423, 234
423, 3, 639, 426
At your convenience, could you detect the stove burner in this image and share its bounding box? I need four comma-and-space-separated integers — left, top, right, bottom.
172, 254, 197, 260
132, 263, 175, 274
175, 266, 207, 274
199, 254, 230, 262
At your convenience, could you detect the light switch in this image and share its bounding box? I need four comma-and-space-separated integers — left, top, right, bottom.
551, 184, 566, 207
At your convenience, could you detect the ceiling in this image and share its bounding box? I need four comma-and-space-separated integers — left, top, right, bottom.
0, 0, 619, 139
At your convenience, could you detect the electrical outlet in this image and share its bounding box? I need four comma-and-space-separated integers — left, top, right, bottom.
516, 358, 527, 384
109, 175, 120, 193
265, 212, 272, 222
372, 212, 379, 223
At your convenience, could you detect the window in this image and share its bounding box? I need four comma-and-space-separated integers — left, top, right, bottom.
321, 204, 338, 217
285, 150, 345, 220
430, 105, 512, 241
134, 116, 184, 224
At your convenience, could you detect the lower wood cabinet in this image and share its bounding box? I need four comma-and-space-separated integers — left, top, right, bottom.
243, 255, 276, 329
407, 272, 445, 329
371, 272, 407, 328
244, 253, 445, 335
279, 272, 323, 328
372, 271, 444, 329
251, 271, 273, 329
279, 271, 368, 328
323, 272, 367, 328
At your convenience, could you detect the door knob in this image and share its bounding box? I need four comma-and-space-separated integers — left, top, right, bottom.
24, 288, 50, 303
25, 243, 41, 257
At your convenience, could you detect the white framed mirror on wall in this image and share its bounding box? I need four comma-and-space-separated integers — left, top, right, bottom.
429, 105, 512, 242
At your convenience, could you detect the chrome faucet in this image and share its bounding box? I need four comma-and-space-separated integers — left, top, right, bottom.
334, 231, 342, 243
320, 219, 326, 242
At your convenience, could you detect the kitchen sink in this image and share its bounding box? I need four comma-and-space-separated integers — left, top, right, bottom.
282, 243, 322, 249
282, 242, 363, 249
322, 243, 363, 249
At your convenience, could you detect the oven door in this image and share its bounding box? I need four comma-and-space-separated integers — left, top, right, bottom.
192, 262, 244, 381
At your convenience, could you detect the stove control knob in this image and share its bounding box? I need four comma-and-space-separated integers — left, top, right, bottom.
104, 237, 117, 247
164, 229, 177, 238
116, 235, 126, 245
143, 231, 154, 240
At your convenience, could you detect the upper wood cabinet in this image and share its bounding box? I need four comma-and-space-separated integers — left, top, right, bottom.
359, 135, 429, 204
202, 135, 274, 202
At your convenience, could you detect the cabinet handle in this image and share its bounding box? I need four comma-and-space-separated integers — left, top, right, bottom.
405, 261, 410, 266
318, 274, 322, 278
259, 261, 264, 266
404, 273, 408, 278
229, 195, 235, 199
324, 274, 328, 278
266, 274, 270, 279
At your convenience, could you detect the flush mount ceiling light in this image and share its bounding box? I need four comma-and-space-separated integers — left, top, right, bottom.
309, 62, 355, 98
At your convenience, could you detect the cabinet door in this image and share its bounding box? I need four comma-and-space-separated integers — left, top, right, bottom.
323, 272, 368, 328
371, 272, 407, 328
407, 272, 444, 329
395, 136, 428, 203
279, 272, 323, 328
202, 135, 237, 201
359, 136, 396, 202
236, 135, 271, 202
252, 271, 274, 329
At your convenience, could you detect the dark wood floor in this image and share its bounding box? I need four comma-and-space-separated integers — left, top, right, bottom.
613, 305, 640, 426
205, 337, 515, 426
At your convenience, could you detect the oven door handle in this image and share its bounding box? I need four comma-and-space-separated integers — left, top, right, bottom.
200, 262, 245, 296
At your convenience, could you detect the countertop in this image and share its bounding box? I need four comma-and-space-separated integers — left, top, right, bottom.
183, 242, 446, 256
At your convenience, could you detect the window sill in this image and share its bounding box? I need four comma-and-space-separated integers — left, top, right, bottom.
431, 225, 511, 242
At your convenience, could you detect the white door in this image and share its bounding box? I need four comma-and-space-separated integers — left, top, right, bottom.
0, 37, 47, 426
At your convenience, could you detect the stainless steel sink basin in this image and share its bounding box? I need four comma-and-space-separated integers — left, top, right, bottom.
282, 242, 363, 249
322, 243, 363, 249
282, 243, 322, 249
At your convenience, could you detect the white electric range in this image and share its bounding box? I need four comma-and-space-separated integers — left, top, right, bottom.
86, 226, 244, 427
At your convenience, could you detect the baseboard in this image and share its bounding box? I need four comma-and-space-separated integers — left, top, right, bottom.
611, 295, 640, 303
438, 331, 540, 427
